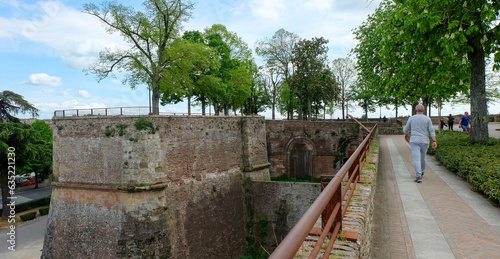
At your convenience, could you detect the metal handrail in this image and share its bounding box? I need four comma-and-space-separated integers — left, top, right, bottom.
53, 106, 242, 117
270, 124, 378, 259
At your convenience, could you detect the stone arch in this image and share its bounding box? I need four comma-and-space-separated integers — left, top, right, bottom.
285, 137, 317, 177
335, 136, 360, 169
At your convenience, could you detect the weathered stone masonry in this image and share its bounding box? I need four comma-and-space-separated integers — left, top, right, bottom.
266, 120, 365, 178
42, 116, 270, 259
42, 116, 369, 258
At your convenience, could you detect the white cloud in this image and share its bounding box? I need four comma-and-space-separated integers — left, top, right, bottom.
304, 0, 332, 12
43, 88, 55, 93
74, 103, 107, 109
78, 90, 91, 98
248, 0, 285, 20
20, 73, 62, 86
62, 99, 79, 107
62, 89, 72, 96
0, 1, 128, 69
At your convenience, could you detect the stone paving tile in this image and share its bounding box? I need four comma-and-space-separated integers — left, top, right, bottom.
371, 135, 415, 259
377, 135, 500, 259
393, 136, 500, 259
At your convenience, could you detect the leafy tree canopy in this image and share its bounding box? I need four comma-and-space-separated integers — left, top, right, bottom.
0, 91, 38, 122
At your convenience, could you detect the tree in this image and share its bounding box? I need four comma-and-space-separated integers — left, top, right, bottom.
350, 79, 377, 121
291, 37, 332, 120
0, 91, 38, 122
353, 1, 468, 117
258, 66, 282, 119
356, 0, 500, 142
83, 0, 195, 115
255, 29, 300, 119
203, 24, 254, 115
331, 56, 357, 120
20, 120, 53, 189
0, 92, 44, 218
243, 68, 272, 115
160, 37, 220, 115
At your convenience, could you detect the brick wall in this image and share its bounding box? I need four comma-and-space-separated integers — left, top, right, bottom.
42, 116, 269, 259
266, 120, 365, 178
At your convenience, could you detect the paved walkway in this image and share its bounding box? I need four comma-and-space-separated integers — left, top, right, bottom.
372, 135, 500, 259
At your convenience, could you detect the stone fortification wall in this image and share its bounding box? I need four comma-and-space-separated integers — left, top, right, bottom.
266, 121, 365, 178
249, 181, 321, 249
42, 116, 269, 259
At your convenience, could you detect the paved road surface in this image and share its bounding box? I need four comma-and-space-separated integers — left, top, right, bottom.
0, 216, 47, 259
372, 135, 500, 258
0, 186, 52, 208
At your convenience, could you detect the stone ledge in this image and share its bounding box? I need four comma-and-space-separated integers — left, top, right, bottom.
52, 181, 170, 192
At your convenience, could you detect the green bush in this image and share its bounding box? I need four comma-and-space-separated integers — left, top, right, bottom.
135, 118, 156, 134
429, 131, 500, 203
39, 207, 50, 215
20, 211, 37, 221
0, 195, 51, 215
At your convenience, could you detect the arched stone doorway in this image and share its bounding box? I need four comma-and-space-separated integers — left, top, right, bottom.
286, 137, 316, 177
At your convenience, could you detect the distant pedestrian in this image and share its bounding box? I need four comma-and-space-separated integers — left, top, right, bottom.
447, 114, 455, 130
403, 104, 437, 183
440, 118, 447, 130
458, 112, 470, 132
383, 115, 387, 123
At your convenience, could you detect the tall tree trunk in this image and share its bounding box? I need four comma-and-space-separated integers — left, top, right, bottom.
34, 171, 39, 189
395, 98, 399, 119
468, 43, 489, 142
187, 96, 191, 115
152, 85, 160, 115
214, 103, 219, 116
201, 96, 206, 116
272, 88, 276, 120
298, 88, 303, 120
307, 99, 312, 121
422, 97, 429, 116
342, 84, 345, 120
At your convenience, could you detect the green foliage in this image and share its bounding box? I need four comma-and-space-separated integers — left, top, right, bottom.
353, 0, 499, 141
39, 206, 50, 215
291, 37, 338, 120
0, 195, 51, 215
0, 90, 39, 122
117, 124, 128, 136
134, 118, 155, 134
83, 0, 196, 115
105, 126, 112, 137
331, 57, 357, 119
20, 211, 37, 221
429, 131, 500, 202
255, 29, 301, 119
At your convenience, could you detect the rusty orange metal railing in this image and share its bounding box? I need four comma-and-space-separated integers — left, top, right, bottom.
270, 123, 378, 259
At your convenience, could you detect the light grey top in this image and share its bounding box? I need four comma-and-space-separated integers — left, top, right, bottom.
403, 114, 436, 144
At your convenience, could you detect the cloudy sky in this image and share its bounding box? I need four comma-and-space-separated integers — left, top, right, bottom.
0, 0, 482, 120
